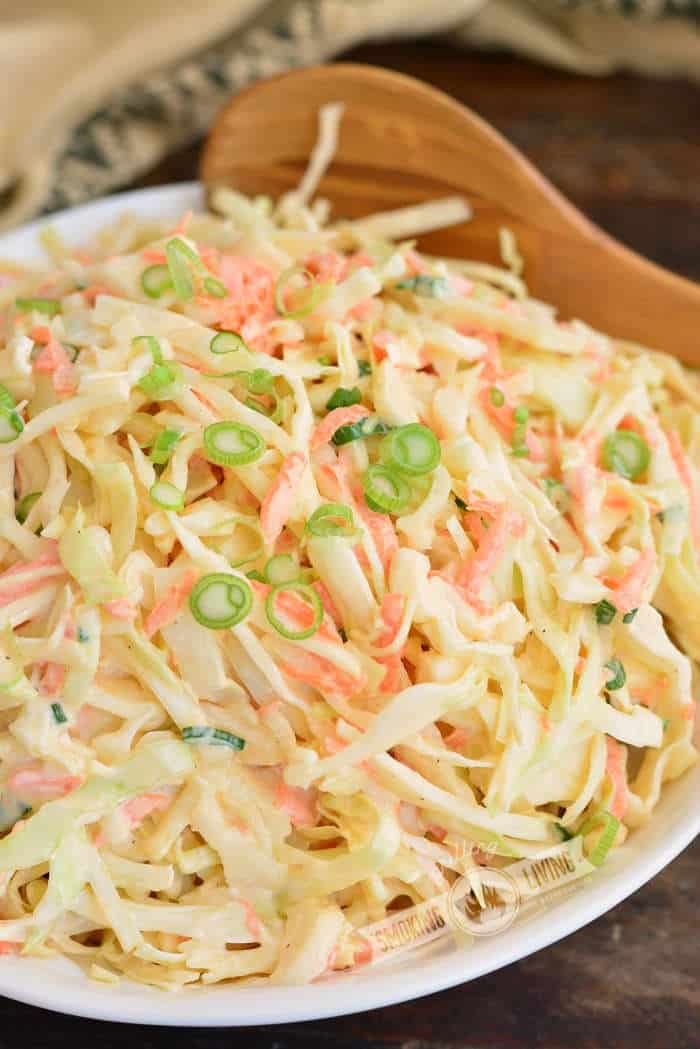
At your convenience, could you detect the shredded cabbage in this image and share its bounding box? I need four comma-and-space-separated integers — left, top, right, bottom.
0, 104, 695, 989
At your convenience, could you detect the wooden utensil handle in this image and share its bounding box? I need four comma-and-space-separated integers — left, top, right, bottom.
529, 228, 700, 364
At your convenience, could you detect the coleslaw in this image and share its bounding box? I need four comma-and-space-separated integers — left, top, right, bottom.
0, 105, 696, 988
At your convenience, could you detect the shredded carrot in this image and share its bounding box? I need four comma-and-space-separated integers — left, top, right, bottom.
81, 284, 117, 307
426, 823, 448, 842
39, 661, 66, 697
8, 768, 82, 801
0, 545, 65, 608
354, 496, 399, 575
120, 792, 171, 827
456, 506, 525, 611
444, 728, 469, 750
0, 942, 19, 956
32, 335, 71, 374
141, 249, 167, 264
103, 599, 137, 621
274, 778, 317, 827
211, 256, 275, 334
144, 568, 199, 639
312, 580, 343, 628
260, 451, 307, 548
323, 733, 349, 756
310, 404, 369, 452
240, 898, 262, 940
374, 593, 406, 694
604, 492, 632, 512
280, 648, 364, 701
605, 737, 629, 820
603, 547, 656, 614
372, 330, 401, 364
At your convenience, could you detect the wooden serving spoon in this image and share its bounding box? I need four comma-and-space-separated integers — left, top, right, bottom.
201, 63, 700, 363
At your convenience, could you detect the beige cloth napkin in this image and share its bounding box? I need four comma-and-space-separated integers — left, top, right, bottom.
1, 0, 698, 230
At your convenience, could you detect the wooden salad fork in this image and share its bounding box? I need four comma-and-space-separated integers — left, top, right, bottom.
201, 63, 700, 363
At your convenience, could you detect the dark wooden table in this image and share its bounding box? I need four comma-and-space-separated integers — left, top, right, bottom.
3, 41, 699, 1049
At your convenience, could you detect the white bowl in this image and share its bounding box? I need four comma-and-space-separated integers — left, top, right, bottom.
1, 184, 698, 1025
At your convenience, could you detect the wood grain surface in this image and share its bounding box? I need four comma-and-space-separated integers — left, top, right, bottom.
1, 41, 698, 1049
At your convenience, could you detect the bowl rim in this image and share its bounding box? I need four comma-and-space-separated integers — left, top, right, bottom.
0, 182, 697, 1026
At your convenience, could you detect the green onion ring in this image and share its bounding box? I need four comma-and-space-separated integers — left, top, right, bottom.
383, 423, 441, 476
306, 503, 357, 538
149, 480, 185, 512
601, 429, 650, 481
363, 465, 411, 514
210, 331, 247, 355
203, 421, 265, 467
141, 264, 172, 299
265, 581, 323, 641
189, 573, 252, 630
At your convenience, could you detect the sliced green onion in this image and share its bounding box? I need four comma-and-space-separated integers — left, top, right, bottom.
265, 582, 323, 641
77, 626, 90, 643
16, 492, 40, 524
489, 386, 505, 408
264, 554, 301, 586
50, 702, 67, 725
137, 362, 180, 398
246, 394, 281, 422
233, 368, 274, 395
454, 494, 468, 511
246, 569, 267, 583
204, 276, 227, 298
594, 599, 617, 625
149, 428, 182, 466
332, 416, 392, 446
662, 717, 671, 732
317, 355, 332, 367
182, 726, 245, 751
579, 810, 619, 867
210, 331, 247, 355
165, 237, 198, 300
15, 297, 61, 316
358, 360, 372, 377
395, 275, 450, 298
189, 573, 252, 629
274, 266, 329, 319
0, 408, 23, 443
203, 421, 264, 467
326, 386, 361, 411
149, 480, 185, 512
306, 503, 356, 538
513, 405, 529, 424
622, 608, 638, 624
0, 385, 15, 411
363, 465, 411, 514
132, 335, 163, 363
141, 264, 172, 299
384, 423, 441, 476
604, 657, 626, 691
601, 429, 650, 481
511, 422, 529, 458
